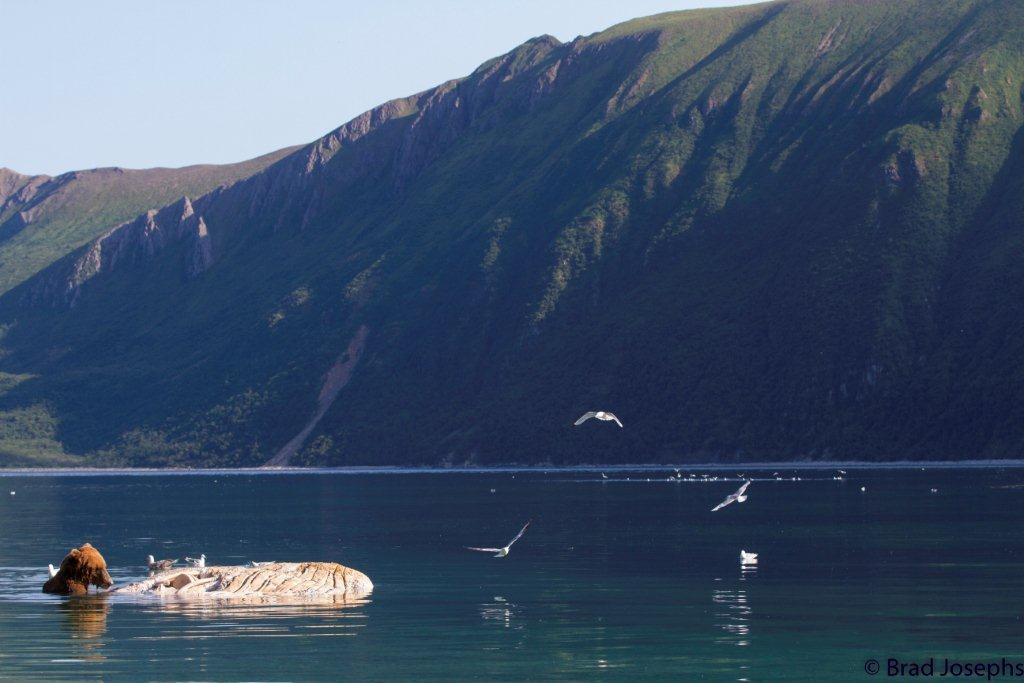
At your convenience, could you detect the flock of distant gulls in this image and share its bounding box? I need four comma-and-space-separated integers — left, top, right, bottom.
458, 409, 940, 566
138, 554, 272, 573
34, 409, 940, 576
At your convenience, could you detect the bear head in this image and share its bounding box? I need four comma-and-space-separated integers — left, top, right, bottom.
43, 542, 114, 595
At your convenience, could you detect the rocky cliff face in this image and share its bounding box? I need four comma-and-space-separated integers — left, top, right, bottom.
1, 0, 1023, 467
0, 148, 297, 296
16, 32, 657, 310
25, 196, 213, 306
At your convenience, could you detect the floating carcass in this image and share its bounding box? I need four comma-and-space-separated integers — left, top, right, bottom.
114, 562, 373, 600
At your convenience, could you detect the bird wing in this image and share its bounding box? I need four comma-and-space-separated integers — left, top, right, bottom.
507, 520, 531, 547
466, 547, 503, 553
574, 412, 598, 425
609, 414, 624, 428
736, 480, 752, 495
711, 497, 733, 512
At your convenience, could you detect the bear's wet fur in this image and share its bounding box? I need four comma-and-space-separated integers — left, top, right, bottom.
43, 543, 114, 595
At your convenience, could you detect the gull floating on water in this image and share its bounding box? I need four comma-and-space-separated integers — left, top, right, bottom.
48, 563, 57, 578
740, 550, 758, 565
711, 480, 752, 511
467, 521, 531, 558
185, 554, 206, 568
147, 554, 177, 571
574, 411, 623, 428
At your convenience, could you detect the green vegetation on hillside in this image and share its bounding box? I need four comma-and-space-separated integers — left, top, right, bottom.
1, 0, 1022, 467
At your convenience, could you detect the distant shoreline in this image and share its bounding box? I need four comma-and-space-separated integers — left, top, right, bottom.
3, 460, 1024, 476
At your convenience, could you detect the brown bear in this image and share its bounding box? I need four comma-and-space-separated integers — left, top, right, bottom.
43, 543, 114, 595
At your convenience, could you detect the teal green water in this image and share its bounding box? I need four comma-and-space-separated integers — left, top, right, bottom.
0, 467, 1022, 680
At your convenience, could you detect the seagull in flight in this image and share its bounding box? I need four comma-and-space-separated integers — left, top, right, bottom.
574, 411, 623, 428
185, 554, 206, 568
467, 521, 531, 558
147, 554, 177, 571
711, 480, 752, 511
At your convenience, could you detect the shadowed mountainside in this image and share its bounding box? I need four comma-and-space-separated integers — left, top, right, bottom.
1, 0, 1022, 467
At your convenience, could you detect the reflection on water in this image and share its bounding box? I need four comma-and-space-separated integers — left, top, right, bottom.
60, 595, 110, 639
712, 586, 752, 646
122, 593, 370, 641
480, 596, 519, 630
58, 596, 109, 663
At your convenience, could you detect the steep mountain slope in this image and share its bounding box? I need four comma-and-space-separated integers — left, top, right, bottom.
0, 148, 297, 295
1, 0, 1022, 467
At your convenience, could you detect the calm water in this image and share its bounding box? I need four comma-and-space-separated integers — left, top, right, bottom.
0, 466, 1022, 680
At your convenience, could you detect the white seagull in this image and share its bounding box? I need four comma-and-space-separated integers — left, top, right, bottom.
740, 550, 758, 564
574, 411, 623, 428
467, 521, 531, 558
147, 554, 177, 571
48, 563, 58, 578
185, 554, 206, 568
711, 480, 752, 511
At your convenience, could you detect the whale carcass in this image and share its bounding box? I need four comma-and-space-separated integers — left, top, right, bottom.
114, 562, 373, 600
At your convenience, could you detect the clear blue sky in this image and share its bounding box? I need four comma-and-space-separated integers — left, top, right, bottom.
1, 0, 746, 176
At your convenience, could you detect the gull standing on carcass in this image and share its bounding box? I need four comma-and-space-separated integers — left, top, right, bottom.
711, 480, 752, 511
48, 563, 57, 578
466, 521, 532, 558
574, 411, 623, 428
147, 554, 177, 571
185, 554, 206, 568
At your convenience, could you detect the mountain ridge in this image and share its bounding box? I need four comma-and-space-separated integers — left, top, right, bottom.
0, 147, 299, 296
1, 0, 1022, 467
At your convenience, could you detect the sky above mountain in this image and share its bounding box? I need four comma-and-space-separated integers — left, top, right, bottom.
1, 0, 746, 176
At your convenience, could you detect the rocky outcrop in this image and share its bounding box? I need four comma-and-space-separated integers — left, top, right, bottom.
188, 216, 214, 277
114, 562, 373, 600
0, 167, 51, 212
25, 195, 215, 306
